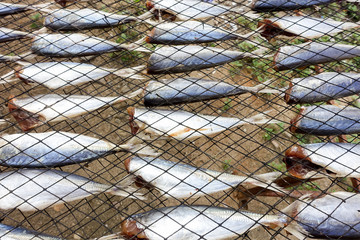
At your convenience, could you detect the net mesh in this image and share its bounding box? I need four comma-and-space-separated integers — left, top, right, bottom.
0, 0, 359, 239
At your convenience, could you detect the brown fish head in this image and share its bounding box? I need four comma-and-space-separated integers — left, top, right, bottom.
258, 19, 297, 40
14, 66, 32, 85
284, 81, 294, 104
127, 107, 140, 135
289, 106, 306, 133
121, 218, 148, 239
284, 144, 328, 179
8, 95, 45, 131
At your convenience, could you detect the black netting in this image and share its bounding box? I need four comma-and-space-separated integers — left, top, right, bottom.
0, 0, 360, 239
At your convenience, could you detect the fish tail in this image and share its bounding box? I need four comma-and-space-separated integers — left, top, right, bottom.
245, 172, 287, 194
28, 3, 53, 13
109, 181, 146, 200
118, 137, 160, 156
0, 71, 16, 84
113, 65, 145, 79
242, 112, 281, 125
280, 201, 309, 239
250, 79, 282, 95
94, 233, 125, 240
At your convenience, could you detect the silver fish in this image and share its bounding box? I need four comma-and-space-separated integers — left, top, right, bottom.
143, 78, 278, 106
285, 72, 360, 104
0, 27, 29, 43
147, 45, 260, 74
290, 105, 360, 136
251, 0, 336, 12
283, 192, 360, 239
0, 2, 51, 16
0, 169, 143, 212
1, 62, 144, 89
259, 16, 360, 40
121, 205, 287, 240
0, 131, 158, 168
146, 21, 251, 44
0, 223, 123, 240
274, 42, 360, 71
45, 8, 137, 31
0, 223, 61, 240
284, 142, 360, 179
125, 156, 283, 198
127, 107, 279, 141
146, 0, 236, 21
31, 34, 149, 57
9, 90, 142, 131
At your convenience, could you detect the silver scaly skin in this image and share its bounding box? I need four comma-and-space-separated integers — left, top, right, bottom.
126, 156, 282, 198
45, 8, 137, 31
0, 169, 143, 211
122, 205, 286, 240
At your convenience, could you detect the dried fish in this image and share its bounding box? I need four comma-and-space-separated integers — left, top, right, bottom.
290, 105, 360, 136
0, 2, 51, 16
1, 62, 144, 89
0, 223, 122, 240
0, 223, 62, 240
259, 16, 360, 40
284, 142, 360, 179
128, 107, 279, 141
274, 42, 360, 71
0, 131, 158, 168
147, 45, 261, 74
144, 78, 279, 106
283, 192, 360, 239
146, 21, 255, 44
8, 91, 142, 131
0, 27, 29, 43
146, 0, 238, 21
251, 0, 336, 12
31, 33, 149, 57
125, 156, 283, 198
45, 8, 137, 31
0, 169, 143, 211
285, 72, 360, 104
121, 205, 287, 239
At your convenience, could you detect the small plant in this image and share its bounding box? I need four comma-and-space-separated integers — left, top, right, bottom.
269, 161, 286, 172
223, 159, 232, 171
296, 182, 320, 191
30, 13, 43, 29
222, 98, 232, 112
263, 123, 285, 141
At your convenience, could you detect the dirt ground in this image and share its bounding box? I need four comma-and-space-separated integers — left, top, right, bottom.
0, 0, 353, 239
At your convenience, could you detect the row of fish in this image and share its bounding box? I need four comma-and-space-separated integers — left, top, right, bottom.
1, 191, 358, 239
1, 1, 358, 240
120, 191, 360, 239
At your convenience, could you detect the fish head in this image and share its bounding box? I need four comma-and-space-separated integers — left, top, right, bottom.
121, 217, 148, 239
127, 107, 140, 135
8, 95, 45, 131
124, 157, 155, 189
283, 145, 323, 179
289, 106, 306, 133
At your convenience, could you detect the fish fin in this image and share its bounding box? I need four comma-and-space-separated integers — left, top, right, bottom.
95, 233, 125, 240
251, 79, 282, 95
110, 181, 146, 200
283, 221, 308, 240
120, 38, 151, 53
123, 174, 155, 190
8, 95, 45, 131
242, 112, 281, 125
246, 172, 287, 194
113, 65, 146, 79
0, 71, 17, 84
127, 107, 139, 135
128, 144, 160, 157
